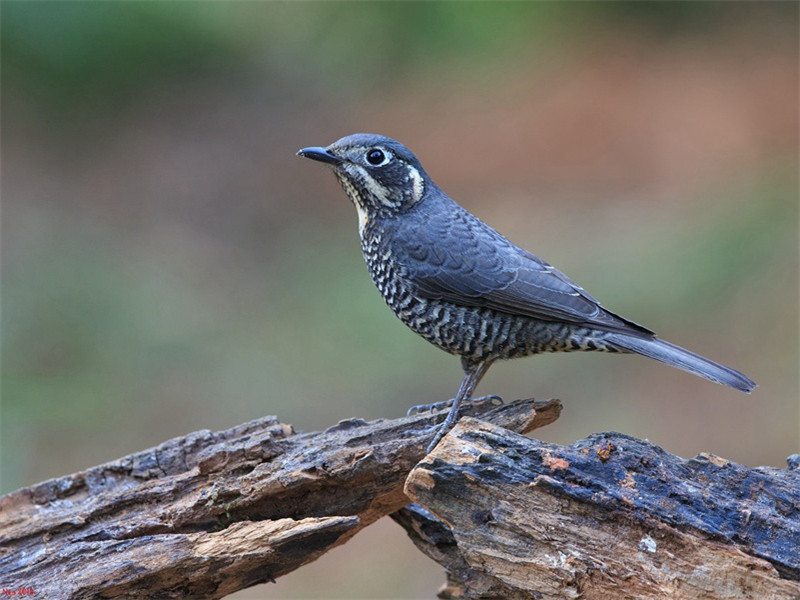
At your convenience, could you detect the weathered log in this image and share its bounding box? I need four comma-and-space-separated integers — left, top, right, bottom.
399, 418, 800, 600
0, 398, 560, 599
4, 396, 797, 600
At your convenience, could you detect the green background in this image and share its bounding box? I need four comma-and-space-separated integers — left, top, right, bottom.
2, 2, 797, 598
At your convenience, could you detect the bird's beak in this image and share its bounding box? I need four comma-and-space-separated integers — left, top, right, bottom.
296, 146, 343, 165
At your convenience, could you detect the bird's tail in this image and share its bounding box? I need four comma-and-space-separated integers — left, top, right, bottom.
605, 334, 756, 393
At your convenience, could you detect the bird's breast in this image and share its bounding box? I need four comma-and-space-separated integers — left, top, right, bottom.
360, 226, 399, 303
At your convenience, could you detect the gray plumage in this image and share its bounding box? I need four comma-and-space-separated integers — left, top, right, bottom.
297, 133, 756, 449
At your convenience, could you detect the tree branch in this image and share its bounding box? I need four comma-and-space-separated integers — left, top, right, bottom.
0, 398, 559, 599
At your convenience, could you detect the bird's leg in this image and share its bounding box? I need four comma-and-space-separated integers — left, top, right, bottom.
425, 360, 492, 453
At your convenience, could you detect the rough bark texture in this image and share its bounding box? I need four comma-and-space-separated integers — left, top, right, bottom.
400, 418, 800, 600
0, 398, 559, 599
2, 397, 798, 599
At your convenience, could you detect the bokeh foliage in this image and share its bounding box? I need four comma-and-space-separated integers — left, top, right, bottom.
2, 2, 798, 598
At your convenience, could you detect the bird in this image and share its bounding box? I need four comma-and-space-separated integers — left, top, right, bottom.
297, 133, 756, 451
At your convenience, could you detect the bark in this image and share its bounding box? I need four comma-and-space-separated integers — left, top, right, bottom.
398, 418, 800, 600
2, 397, 798, 600
0, 398, 559, 599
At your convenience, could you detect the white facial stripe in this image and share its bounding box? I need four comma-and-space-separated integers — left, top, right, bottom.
346, 163, 394, 208
354, 201, 370, 234
407, 166, 425, 204
336, 168, 370, 234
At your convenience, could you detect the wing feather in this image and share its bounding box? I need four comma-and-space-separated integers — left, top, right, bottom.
390, 196, 653, 338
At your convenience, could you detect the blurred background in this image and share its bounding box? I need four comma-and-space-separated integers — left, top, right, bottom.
2, 2, 797, 598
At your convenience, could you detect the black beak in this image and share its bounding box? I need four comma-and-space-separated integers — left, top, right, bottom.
296, 146, 343, 165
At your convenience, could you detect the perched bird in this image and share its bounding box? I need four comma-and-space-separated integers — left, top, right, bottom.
297, 133, 756, 451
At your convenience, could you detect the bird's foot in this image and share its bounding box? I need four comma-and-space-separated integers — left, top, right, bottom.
406, 398, 452, 416
406, 394, 503, 417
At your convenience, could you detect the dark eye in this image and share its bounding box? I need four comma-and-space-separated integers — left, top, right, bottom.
366, 148, 387, 166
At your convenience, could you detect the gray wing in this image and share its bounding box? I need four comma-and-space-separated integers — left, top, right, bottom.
391, 198, 653, 338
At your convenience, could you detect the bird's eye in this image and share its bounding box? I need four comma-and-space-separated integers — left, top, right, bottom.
366, 148, 389, 166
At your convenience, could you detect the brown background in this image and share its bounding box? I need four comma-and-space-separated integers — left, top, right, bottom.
2, 3, 797, 598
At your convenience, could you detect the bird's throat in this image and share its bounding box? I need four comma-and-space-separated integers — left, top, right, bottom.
334, 171, 371, 234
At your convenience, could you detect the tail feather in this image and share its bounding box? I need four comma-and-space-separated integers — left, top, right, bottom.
605, 334, 756, 393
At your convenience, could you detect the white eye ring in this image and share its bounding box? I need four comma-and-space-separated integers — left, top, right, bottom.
365, 148, 391, 167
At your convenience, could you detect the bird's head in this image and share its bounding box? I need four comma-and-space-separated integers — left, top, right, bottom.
297, 134, 431, 224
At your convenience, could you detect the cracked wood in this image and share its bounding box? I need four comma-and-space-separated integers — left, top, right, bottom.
400, 418, 800, 600
0, 398, 560, 599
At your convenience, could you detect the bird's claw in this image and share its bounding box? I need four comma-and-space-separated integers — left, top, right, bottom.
406, 398, 453, 416
471, 394, 504, 408
406, 394, 503, 417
